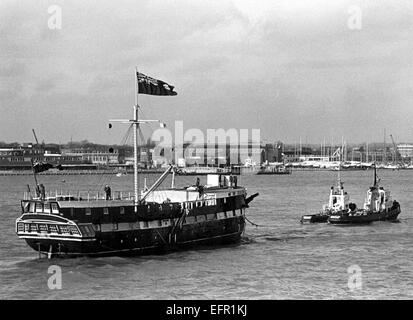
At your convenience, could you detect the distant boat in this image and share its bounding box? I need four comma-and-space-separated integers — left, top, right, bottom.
176, 166, 231, 176
256, 164, 291, 175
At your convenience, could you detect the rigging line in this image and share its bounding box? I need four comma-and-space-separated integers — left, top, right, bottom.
138, 108, 158, 140
97, 124, 133, 192
95, 163, 107, 192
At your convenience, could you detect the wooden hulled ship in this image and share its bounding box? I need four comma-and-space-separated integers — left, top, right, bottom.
15, 70, 258, 258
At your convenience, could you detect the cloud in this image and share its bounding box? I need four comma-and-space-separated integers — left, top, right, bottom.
0, 0, 412, 144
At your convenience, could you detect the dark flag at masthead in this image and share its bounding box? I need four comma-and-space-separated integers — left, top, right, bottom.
137, 72, 177, 96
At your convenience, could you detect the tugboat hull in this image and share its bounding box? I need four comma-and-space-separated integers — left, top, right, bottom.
300, 213, 330, 223
328, 207, 401, 225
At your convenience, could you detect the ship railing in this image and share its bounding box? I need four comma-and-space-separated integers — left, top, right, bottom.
23, 190, 137, 202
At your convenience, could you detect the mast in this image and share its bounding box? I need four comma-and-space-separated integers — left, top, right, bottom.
109, 68, 173, 209
383, 128, 387, 163
337, 145, 342, 188
134, 67, 139, 209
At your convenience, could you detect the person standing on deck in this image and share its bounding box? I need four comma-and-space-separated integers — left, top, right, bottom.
104, 185, 112, 200
39, 184, 45, 200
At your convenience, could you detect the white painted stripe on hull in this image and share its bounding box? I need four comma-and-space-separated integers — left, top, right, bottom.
18, 235, 95, 242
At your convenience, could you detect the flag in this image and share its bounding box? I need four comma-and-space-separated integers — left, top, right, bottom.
137, 72, 177, 96
33, 162, 63, 173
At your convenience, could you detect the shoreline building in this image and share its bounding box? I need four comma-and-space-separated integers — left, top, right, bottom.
397, 144, 413, 160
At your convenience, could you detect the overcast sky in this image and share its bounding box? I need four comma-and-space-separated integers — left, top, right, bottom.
1, 0, 412, 145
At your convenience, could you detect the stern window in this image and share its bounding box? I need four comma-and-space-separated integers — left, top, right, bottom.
103, 208, 109, 215
85, 208, 91, 216
48, 225, 58, 233
120, 207, 125, 215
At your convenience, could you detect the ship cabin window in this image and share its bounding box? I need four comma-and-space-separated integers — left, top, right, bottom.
43, 204, 51, 214
51, 203, 59, 214
120, 207, 125, 215
112, 222, 118, 230
143, 221, 149, 228
103, 208, 109, 215
22, 202, 30, 213
35, 202, 43, 213
233, 210, 236, 217
85, 208, 91, 216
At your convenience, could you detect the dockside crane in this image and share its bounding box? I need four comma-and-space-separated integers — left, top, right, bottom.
32, 129, 39, 145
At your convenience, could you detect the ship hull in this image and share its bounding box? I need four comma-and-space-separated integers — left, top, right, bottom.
328, 207, 400, 225
21, 214, 245, 258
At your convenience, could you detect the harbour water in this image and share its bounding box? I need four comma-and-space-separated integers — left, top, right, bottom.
1, 170, 412, 299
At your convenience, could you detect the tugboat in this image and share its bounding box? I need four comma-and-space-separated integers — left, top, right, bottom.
15, 69, 258, 258
300, 164, 350, 223
328, 164, 400, 224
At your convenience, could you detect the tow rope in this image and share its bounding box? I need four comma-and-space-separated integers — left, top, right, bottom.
245, 215, 261, 227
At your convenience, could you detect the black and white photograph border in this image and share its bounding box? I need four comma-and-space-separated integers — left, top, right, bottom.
1, 0, 412, 308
